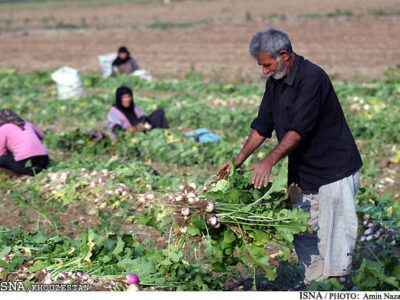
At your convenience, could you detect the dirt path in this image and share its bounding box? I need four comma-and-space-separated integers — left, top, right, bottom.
0, 0, 400, 81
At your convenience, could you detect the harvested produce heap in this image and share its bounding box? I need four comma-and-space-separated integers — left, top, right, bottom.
172, 160, 311, 280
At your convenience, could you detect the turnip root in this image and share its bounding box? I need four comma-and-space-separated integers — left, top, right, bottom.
181, 207, 190, 216
126, 284, 140, 291
205, 201, 215, 213
146, 194, 155, 200
126, 273, 139, 285
208, 215, 218, 226
364, 228, 373, 236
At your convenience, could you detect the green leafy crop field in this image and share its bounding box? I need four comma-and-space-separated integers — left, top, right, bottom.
0, 66, 399, 291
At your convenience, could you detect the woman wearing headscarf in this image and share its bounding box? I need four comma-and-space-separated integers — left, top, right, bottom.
111, 46, 140, 76
0, 109, 49, 177
107, 86, 169, 139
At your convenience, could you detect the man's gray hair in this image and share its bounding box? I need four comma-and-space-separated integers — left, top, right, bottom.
249, 29, 293, 60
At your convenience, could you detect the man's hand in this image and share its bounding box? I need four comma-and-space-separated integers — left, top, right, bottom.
247, 131, 301, 189
216, 130, 267, 181
246, 158, 273, 189
217, 160, 232, 180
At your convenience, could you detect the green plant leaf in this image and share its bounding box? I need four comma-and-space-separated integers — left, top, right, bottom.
211, 262, 226, 272
28, 260, 46, 273
117, 257, 156, 276
223, 229, 236, 244
191, 215, 206, 229
0, 246, 11, 259
112, 237, 125, 257
187, 227, 201, 236
252, 230, 270, 245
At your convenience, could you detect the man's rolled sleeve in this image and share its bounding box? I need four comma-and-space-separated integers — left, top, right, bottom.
285, 77, 322, 139
250, 89, 274, 138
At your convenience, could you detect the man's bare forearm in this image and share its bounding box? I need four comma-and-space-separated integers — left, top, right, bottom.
265, 130, 301, 165
236, 129, 266, 167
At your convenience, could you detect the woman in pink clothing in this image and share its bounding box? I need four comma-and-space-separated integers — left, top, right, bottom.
107, 86, 169, 140
0, 109, 49, 177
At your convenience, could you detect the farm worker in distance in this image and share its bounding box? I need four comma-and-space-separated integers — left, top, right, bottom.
107, 86, 169, 139
216, 29, 363, 284
0, 109, 49, 178
111, 46, 140, 76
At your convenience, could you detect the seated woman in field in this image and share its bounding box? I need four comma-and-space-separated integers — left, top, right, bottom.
0, 109, 49, 178
111, 46, 140, 76
107, 86, 169, 139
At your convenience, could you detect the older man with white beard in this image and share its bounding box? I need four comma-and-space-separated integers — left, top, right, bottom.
217, 29, 363, 284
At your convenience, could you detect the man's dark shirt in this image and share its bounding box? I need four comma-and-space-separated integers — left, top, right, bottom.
251, 54, 363, 191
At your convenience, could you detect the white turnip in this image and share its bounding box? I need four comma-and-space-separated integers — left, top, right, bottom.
208, 215, 218, 226
213, 222, 221, 229
187, 192, 196, 198
181, 207, 190, 216
205, 201, 215, 213
146, 194, 155, 200
44, 277, 54, 284
364, 228, 373, 236
126, 284, 140, 292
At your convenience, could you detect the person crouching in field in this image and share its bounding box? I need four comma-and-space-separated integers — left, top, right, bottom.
107, 86, 169, 139
111, 46, 140, 76
0, 109, 49, 178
